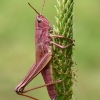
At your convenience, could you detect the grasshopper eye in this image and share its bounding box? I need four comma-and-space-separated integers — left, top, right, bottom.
37, 18, 43, 23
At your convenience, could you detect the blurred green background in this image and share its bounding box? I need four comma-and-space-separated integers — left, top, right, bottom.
0, 0, 100, 100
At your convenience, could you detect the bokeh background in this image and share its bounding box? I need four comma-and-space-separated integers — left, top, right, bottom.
0, 0, 100, 100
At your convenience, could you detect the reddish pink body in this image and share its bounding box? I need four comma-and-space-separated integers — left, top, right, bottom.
35, 15, 57, 99
15, 13, 57, 100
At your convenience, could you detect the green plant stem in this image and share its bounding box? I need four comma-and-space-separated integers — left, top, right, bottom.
52, 0, 74, 100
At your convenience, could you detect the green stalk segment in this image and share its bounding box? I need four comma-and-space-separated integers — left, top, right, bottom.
52, 0, 74, 99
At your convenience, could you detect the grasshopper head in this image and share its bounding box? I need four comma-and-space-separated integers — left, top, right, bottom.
28, 3, 50, 28
36, 15, 50, 28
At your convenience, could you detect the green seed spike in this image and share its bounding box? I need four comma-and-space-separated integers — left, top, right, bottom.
52, 0, 75, 100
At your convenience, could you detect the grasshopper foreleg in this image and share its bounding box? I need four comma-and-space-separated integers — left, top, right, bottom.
49, 34, 75, 49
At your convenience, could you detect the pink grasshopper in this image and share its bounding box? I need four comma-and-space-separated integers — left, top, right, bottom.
15, 2, 74, 100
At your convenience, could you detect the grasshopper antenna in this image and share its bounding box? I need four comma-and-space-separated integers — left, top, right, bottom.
41, 0, 46, 15
28, 3, 40, 15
